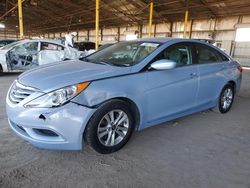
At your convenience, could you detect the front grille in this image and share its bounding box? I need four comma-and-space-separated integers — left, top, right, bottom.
9, 81, 38, 104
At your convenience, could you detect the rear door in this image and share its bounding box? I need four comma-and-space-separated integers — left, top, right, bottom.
192, 43, 230, 107
146, 43, 199, 125
38, 42, 65, 65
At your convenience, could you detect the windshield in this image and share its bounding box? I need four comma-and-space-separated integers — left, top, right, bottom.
1, 41, 23, 50
82, 41, 160, 67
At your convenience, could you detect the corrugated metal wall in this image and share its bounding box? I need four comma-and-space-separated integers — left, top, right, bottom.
233, 42, 250, 66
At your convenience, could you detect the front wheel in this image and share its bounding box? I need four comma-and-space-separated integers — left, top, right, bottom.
213, 84, 235, 113
0, 65, 3, 75
84, 100, 134, 154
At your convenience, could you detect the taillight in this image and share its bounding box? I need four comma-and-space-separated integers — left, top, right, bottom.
237, 66, 243, 73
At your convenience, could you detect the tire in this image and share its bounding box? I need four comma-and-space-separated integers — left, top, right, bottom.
0, 65, 3, 74
84, 100, 134, 154
212, 84, 235, 114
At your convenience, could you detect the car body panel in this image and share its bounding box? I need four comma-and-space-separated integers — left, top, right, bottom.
197, 62, 231, 107
145, 65, 199, 126
72, 72, 147, 128
0, 49, 8, 71
6, 83, 95, 150
6, 38, 242, 150
18, 60, 132, 92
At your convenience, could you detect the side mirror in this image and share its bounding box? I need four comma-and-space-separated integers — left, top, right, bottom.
150, 59, 176, 70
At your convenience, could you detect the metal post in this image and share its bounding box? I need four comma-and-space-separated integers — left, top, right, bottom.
117, 27, 120, 42
169, 22, 173, 37
139, 25, 142, 38
148, 0, 153, 37
183, 10, 188, 38
76, 30, 79, 41
189, 19, 193, 39
154, 24, 156, 37
100, 28, 103, 41
18, 0, 24, 39
95, 0, 99, 50
87, 29, 90, 41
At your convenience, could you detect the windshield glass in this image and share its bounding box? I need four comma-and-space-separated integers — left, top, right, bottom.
1, 41, 23, 50
82, 41, 160, 67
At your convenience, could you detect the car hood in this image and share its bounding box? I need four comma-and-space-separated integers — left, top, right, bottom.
18, 60, 132, 92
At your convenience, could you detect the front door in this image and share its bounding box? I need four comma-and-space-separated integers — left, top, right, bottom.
146, 43, 198, 126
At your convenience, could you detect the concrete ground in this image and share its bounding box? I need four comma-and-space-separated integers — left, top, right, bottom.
0, 71, 250, 188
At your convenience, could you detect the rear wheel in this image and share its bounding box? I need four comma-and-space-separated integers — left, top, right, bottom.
213, 84, 234, 113
84, 100, 134, 154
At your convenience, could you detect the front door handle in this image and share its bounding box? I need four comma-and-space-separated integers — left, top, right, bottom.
190, 73, 198, 78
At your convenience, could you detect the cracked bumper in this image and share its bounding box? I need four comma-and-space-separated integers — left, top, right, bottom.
6, 97, 95, 150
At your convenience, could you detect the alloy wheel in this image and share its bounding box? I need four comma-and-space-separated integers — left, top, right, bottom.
220, 88, 233, 110
97, 110, 129, 147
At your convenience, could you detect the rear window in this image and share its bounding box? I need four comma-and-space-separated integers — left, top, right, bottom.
41, 42, 64, 51
194, 44, 228, 64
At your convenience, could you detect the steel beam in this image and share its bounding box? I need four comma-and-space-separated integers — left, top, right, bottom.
148, 0, 153, 37
95, 0, 99, 50
18, 0, 24, 39
183, 10, 188, 38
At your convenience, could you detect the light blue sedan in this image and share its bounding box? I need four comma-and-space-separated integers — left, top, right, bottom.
6, 38, 242, 154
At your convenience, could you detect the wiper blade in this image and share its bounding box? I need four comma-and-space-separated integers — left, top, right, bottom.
100, 61, 113, 66
79, 57, 89, 62
80, 58, 129, 67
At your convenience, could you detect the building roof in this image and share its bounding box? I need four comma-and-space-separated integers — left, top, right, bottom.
0, 0, 250, 34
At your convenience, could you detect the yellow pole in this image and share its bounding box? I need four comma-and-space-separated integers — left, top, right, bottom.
148, 1, 153, 37
183, 10, 189, 38
95, 0, 99, 50
18, 0, 24, 39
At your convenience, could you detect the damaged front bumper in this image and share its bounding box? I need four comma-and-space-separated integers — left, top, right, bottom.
6, 94, 95, 150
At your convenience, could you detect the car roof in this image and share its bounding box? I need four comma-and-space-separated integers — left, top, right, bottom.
75, 41, 95, 44
0, 39, 16, 41
19, 39, 64, 46
136, 37, 174, 43
136, 37, 216, 45
135, 37, 231, 60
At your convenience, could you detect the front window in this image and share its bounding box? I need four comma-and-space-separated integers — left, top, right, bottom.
82, 41, 160, 67
14, 42, 38, 54
154, 44, 192, 66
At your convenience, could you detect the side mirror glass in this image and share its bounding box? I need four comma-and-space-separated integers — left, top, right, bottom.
150, 59, 176, 70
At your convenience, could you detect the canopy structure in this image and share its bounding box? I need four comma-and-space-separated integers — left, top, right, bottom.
0, 0, 250, 34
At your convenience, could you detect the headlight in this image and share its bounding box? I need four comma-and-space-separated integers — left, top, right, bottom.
24, 82, 90, 108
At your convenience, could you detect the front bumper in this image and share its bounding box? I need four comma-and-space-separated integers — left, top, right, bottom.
6, 94, 95, 150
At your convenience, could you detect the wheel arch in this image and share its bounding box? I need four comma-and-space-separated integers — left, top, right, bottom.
227, 80, 236, 93
114, 97, 141, 131
88, 97, 141, 132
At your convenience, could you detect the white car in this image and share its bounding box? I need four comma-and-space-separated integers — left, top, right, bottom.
0, 39, 81, 73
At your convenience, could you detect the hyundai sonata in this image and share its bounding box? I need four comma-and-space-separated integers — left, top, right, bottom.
6, 38, 242, 154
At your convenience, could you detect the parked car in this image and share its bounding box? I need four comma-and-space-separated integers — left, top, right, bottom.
0, 39, 81, 73
74, 41, 95, 51
6, 38, 242, 154
0, 39, 16, 48
98, 43, 115, 51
